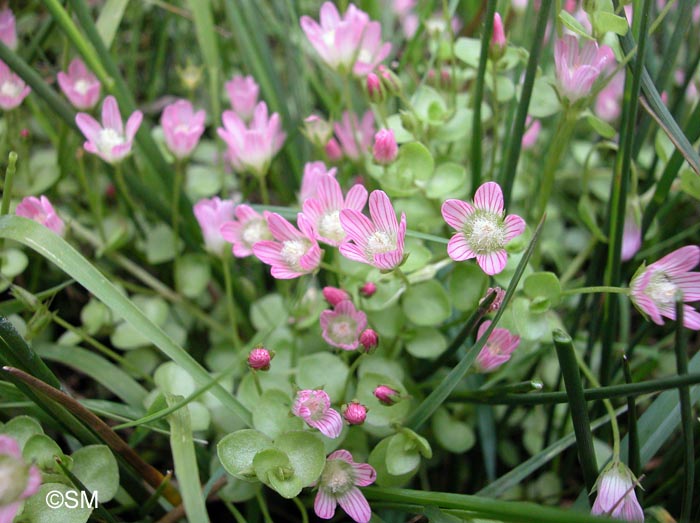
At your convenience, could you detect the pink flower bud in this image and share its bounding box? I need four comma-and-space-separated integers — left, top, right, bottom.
374, 385, 400, 405
373, 129, 398, 165
323, 286, 352, 307
359, 329, 379, 353
19, 128, 29, 139
480, 287, 506, 312
342, 401, 367, 425
360, 282, 377, 298
247, 347, 273, 371
366, 72, 385, 103
377, 65, 402, 95
325, 138, 343, 161
490, 13, 507, 59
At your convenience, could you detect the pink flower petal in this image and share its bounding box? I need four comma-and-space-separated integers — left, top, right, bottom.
477, 250, 508, 275
101, 95, 123, 134
352, 463, 377, 487
314, 489, 337, 520
473, 181, 504, 214
504, 214, 526, 242
447, 234, 476, 261
441, 199, 475, 230
337, 487, 372, 523
340, 209, 376, 247
368, 190, 398, 234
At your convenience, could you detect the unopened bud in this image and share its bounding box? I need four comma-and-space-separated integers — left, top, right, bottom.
365, 72, 386, 104
342, 401, 367, 425
489, 13, 507, 61
248, 347, 273, 371
374, 385, 400, 406
373, 129, 398, 165
304, 114, 333, 147
325, 138, 342, 161
480, 287, 505, 312
399, 110, 419, 135
377, 65, 402, 96
322, 286, 351, 307
359, 329, 379, 353
177, 63, 204, 92
359, 282, 377, 298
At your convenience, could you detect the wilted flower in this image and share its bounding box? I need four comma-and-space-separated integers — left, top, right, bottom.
314, 450, 376, 523
15, 195, 65, 236
247, 347, 273, 371
333, 110, 375, 161
372, 129, 398, 165
0, 8, 17, 50
224, 74, 259, 120
193, 197, 235, 255
292, 389, 343, 438
220, 204, 273, 258
160, 99, 206, 160
76, 95, 143, 164
591, 461, 644, 522
554, 35, 614, 103
0, 60, 30, 110
252, 212, 323, 279
322, 287, 352, 307
474, 320, 520, 372
629, 246, 700, 330
0, 435, 42, 523
340, 189, 407, 271
442, 182, 526, 275
57, 58, 101, 110
320, 300, 368, 350
342, 401, 368, 425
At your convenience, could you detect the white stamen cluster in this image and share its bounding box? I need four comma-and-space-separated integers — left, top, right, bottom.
281, 239, 309, 271
463, 212, 506, 255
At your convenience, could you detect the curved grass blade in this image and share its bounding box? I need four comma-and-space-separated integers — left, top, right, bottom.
674, 300, 694, 523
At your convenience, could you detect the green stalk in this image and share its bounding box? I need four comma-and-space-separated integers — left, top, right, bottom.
674, 300, 694, 523
561, 286, 629, 296
0, 152, 17, 217
469, 0, 496, 192
553, 329, 599, 496
622, 356, 640, 481
221, 256, 242, 349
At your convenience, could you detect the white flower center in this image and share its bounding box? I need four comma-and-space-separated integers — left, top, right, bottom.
357, 48, 372, 64
366, 230, 395, 256
320, 460, 355, 495
242, 219, 271, 247
322, 30, 336, 47
281, 239, 309, 271
301, 393, 326, 421
174, 123, 190, 134
74, 79, 90, 95
463, 212, 506, 255
97, 128, 125, 153
318, 210, 345, 242
645, 272, 678, 306
329, 316, 357, 345
0, 80, 20, 98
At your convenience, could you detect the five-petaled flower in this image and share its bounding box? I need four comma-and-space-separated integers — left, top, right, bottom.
0, 60, 30, 111
314, 449, 376, 523
253, 212, 323, 279
629, 245, 700, 330
220, 204, 273, 258
554, 34, 614, 103
76, 95, 143, 164
591, 461, 644, 522
193, 197, 236, 255
474, 320, 520, 373
224, 74, 259, 121
57, 58, 101, 110
160, 99, 206, 160
339, 189, 406, 271
292, 389, 343, 438
320, 300, 367, 350
441, 181, 526, 275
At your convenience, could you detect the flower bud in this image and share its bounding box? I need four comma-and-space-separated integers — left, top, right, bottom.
359, 282, 377, 298
399, 110, 420, 135
591, 461, 644, 522
342, 401, 368, 425
322, 286, 351, 307
359, 329, 379, 353
304, 114, 333, 147
365, 72, 386, 104
325, 138, 343, 161
377, 65, 402, 96
373, 129, 398, 165
248, 347, 273, 371
373, 385, 400, 406
489, 13, 507, 60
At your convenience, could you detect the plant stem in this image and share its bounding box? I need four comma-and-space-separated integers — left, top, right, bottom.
256, 490, 274, 523
0, 151, 17, 216
674, 299, 694, 523
221, 255, 242, 349
561, 286, 629, 296
172, 160, 185, 264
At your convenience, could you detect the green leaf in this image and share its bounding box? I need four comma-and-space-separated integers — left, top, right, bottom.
592, 11, 629, 36
21, 483, 92, 523
402, 280, 451, 327
425, 163, 468, 200
70, 445, 119, 503
218, 429, 274, 480
385, 432, 421, 476
448, 263, 488, 312
175, 254, 211, 299
680, 169, 700, 200
250, 294, 288, 331
432, 408, 476, 454
0, 415, 44, 448
95, 0, 129, 48
296, 353, 349, 400
0, 248, 28, 280
529, 77, 561, 118
274, 431, 326, 488
405, 328, 448, 359
381, 142, 435, 196
558, 11, 593, 39
252, 389, 303, 439
253, 448, 301, 498
453, 37, 481, 67
79, 299, 112, 335
368, 437, 418, 487
356, 373, 411, 437
512, 297, 549, 340
585, 113, 617, 139
523, 272, 562, 306
23, 434, 67, 473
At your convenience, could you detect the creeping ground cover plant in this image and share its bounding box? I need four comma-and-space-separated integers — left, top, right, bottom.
1, 1, 700, 522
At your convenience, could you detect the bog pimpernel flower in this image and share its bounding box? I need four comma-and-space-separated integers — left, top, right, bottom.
554, 35, 614, 103
314, 449, 376, 523
333, 110, 375, 161
372, 129, 398, 165
220, 204, 273, 258
320, 300, 367, 350
252, 212, 322, 279
225, 74, 259, 120
217, 101, 286, 176
303, 175, 368, 246
339, 189, 406, 271
591, 461, 644, 522
629, 246, 700, 330
292, 389, 343, 438
0, 60, 30, 110
474, 320, 520, 373
0, 435, 41, 523
300, 161, 337, 202
442, 182, 526, 275
15, 195, 65, 236
76, 95, 143, 164
57, 58, 101, 110
193, 197, 236, 255
0, 8, 17, 51
160, 99, 206, 160
322, 286, 351, 307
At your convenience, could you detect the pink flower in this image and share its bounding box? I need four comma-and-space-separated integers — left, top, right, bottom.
0, 60, 30, 110
299, 161, 338, 203
591, 461, 644, 522
15, 195, 65, 236
322, 286, 352, 307
342, 401, 368, 425
441, 182, 526, 275
629, 246, 700, 330
303, 175, 368, 245
217, 101, 286, 176
366, 73, 384, 103
373, 385, 400, 405
359, 329, 379, 352
554, 35, 614, 103
490, 13, 506, 58
193, 197, 236, 255
314, 450, 376, 523
247, 347, 273, 371
0, 435, 42, 523
0, 8, 17, 51
480, 287, 506, 312
320, 300, 367, 350
595, 71, 625, 122
352, 18, 392, 76
372, 129, 398, 165
161, 99, 206, 160
621, 201, 642, 262
359, 282, 377, 298
292, 389, 343, 438
325, 138, 343, 161
56, 58, 101, 110
304, 114, 334, 147
75, 95, 143, 164
339, 189, 406, 271
220, 204, 273, 258
253, 212, 323, 279
474, 320, 520, 372
333, 111, 375, 161
521, 117, 541, 150
225, 74, 259, 120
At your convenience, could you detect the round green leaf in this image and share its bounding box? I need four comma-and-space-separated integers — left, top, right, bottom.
432, 408, 476, 454
405, 328, 448, 359
20, 483, 92, 523
275, 431, 326, 487
296, 353, 349, 400
251, 294, 288, 331
523, 272, 562, 306
22, 434, 67, 473
0, 248, 28, 279
448, 262, 489, 312
368, 437, 417, 487
175, 254, 211, 298
400, 238, 432, 273
0, 415, 44, 448
402, 280, 451, 326
252, 389, 303, 439
70, 445, 119, 502
80, 299, 112, 335
253, 448, 302, 499
529, 77, 561, 118
425, 163, 468, 200
217, 429, 273, 480
154, 362, 196, 397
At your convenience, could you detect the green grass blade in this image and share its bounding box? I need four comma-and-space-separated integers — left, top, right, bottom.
674, 300, 694, 523
0, 317, 61, 389
96, 0, 130, 49
0, 216, 252, 427
166, 393, 211, 523
621, 356, 640, 480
